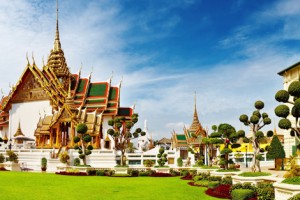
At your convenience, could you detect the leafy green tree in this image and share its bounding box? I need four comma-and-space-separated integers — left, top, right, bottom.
73, 123, 93, 166
239, 100, 273, 172
210, 123, 242, 170
275, 81, 300, 146
107, 113, 144, 166
267, 135, 285, 170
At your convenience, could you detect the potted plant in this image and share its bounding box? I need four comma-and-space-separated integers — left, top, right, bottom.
41, 157, 47, 171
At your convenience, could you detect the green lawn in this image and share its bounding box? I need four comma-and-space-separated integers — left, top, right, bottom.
0, 172, 221, 200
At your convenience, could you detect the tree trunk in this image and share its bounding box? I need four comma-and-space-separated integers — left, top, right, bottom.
251, 139, 261, 172
120, 150, 126, 166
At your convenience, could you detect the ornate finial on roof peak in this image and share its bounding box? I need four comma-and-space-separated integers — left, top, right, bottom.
26, 52, 30, 66
54, 0, 61, 51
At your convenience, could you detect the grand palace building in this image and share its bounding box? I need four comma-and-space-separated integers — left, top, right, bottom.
0, 4, 134, 151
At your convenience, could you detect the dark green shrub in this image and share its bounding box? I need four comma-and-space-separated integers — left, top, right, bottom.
96, 170, 105, 176
144, 160, 154, 167
288, 193, 300, 200
87, 169, 97, 176
104, 170, 115, 176
197, 172, 210, 180
193, 176, 202, 182
231, 189, 255, 200
208, 176, 222, 182
139, 170, 154, 176
6, 151, 18, 163
208, 181, 220, 189
180, 170, 189, 177
177, 157, 183, 167
189, 170, 197, 176
0, 153, 4, 163
128, 169, 139, 177
169, 169, 180, 176
220, 176, 232, 185
256, 182, 274, 200
230, 183, 256, 193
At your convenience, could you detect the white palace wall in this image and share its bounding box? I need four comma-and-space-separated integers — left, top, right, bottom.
9, 100, 52, 139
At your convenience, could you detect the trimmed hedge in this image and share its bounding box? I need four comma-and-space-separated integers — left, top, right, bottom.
238, 172, 271, 177
231, 189, 255, 200
282, 176, 300, 185
208, 181, 219, 189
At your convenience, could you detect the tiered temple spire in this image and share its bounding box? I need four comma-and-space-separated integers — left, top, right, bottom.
189, 92, 203, 133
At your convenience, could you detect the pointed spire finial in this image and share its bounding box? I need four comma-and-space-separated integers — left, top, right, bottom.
26, 52, 30, 65
194, 91, 197, 112
54, 0, 61, 51
32, 51, 35, 65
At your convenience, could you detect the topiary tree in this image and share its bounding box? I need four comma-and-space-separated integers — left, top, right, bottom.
275, 81, 300, 149
157, 147, 168, 167
107, 113, 144, 166
73, 123, 93, 166
266, 135, 285, 170
239, 100, 273, 172
210, 123, 242, 170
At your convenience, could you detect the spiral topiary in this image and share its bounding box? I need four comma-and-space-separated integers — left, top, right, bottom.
255, 100, 264, 110
275, 105, 290, 118
275, 90, 290, 102
250, 115, 259, 124
278, 118, 292, 129
288, 81, 300, 96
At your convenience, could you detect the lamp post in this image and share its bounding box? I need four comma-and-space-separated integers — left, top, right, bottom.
245, 145, 248, 168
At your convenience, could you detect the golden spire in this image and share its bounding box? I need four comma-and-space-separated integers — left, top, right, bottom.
54, 0, 61, 51
14, 121, 24, 137
189, 91, 204, 134
46, 0, 70, 89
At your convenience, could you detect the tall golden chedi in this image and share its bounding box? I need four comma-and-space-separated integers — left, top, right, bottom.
0, 2, 134, 150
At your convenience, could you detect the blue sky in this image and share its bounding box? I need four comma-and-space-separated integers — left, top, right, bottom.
0, 0, 300, 139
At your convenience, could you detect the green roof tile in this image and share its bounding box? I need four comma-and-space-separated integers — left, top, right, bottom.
176, 135, 186, 141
